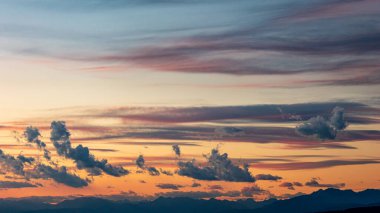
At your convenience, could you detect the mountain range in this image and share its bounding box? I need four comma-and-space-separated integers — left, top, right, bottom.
0, 188, 379, 213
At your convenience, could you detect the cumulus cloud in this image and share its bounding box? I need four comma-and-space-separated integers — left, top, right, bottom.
305, 178, 345, 188
50, 121, 128, 177
296, 116, 337, 140
23, 126, 51, 160
30, 164, 88, 188
0, 149, 25, 176
177, 148, 255, 182
136, 155, 145, 169
172, 144, 181, 157
330, 107, 349, 130
295, 107, 348, 140
0, 147, 88, 188
156, 183, 184, 190
255, 174, 282, 181
135, 155, 160, 176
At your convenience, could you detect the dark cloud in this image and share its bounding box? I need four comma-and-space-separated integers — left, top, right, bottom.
172, 144, 181, 157
156, 183, 184, 190
279, 182, 303, 190
191, 182, 201, 188
23, 126, 51, 160
136, 155, 145, 169
96, 102, 377, 125
0, 149, 25, 176
330, 107, 349, 130
296, 107, 348, 140
50, 121, 128, 177
29, 164, 88, 188
135, 155, 160, 176
1, 149, 88, 188
0, 181, 38, 189
147, 167, 160, 176
296, 116, 337, 140
255, 174, 282, 181
305, 178, 345, 189
17, 155, 35, 165
177, 148, 255, 182
160, 169, 173, 176
208, 185, 223, 190
279, 182, 295, 190
241, 184, 271, 197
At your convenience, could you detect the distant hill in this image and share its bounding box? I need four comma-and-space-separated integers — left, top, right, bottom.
324, 205, 380, 213
0, 188, 377, 213
226, 188, 380, 213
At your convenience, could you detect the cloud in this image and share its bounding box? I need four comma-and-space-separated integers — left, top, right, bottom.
160, 169, 173, 176
147, 167, 160, 176
156, 183, 184, 190
17, 155, 35, 165
191, 182, 201, 188
172, 144, 181, 157
330, 107, 349, 130
94, 102, 377, 125
23, 126, 51, 160
279, 182, 303, 190
135, 155, 160, 176
136, 155, 145, 169
241, 184, 271, 197
296, 116, 337, 140
253, 159, 380, 170
305, 178, 345, 189
209, 185, 223, 190
84, 0, 380, 88
255, 174, 282, 181
296, 107, 348, 140
0, 181, 38, 189
0, 149, 25, 176
1, 148, 88, 188
177, 148, 255, 182
29, 164, 88, 188
50, 121, 128, 177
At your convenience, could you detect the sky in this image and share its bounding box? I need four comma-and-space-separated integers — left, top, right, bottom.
0, 0, 379, 201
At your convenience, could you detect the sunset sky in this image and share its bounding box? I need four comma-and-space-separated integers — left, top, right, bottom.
0, 0, 379, 201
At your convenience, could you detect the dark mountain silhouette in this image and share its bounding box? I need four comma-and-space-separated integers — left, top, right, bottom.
324, 205, 380, 213
226, 188, 380, 213
0, 188, 376, 213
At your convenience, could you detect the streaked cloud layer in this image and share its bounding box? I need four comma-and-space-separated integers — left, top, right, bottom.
0, 0, 379, 202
